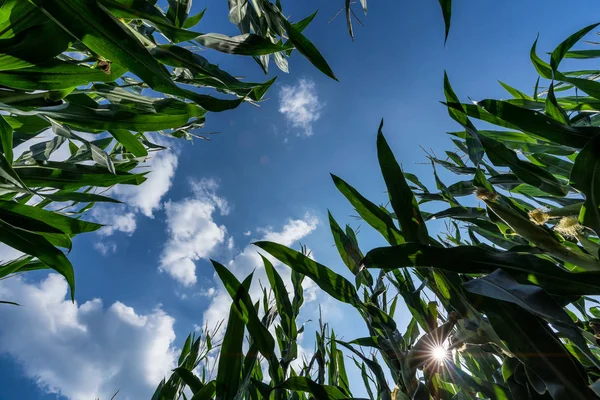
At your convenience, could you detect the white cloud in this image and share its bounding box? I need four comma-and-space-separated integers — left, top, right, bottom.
202, 213, 319, 338
112, 149, 179, 218
88, 145, 179, 237
279, 79, 322, 137
94, 210, 137, 237
243, 230, 252, 236
258, 216, 320, 245
0, 274, 178, 400
158, 179, 229, 286
94, 241, 117, 256
190, 179, 230, 216
197, 287, 216, 298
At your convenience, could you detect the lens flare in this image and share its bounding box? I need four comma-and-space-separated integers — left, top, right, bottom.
431, 345, 448, 363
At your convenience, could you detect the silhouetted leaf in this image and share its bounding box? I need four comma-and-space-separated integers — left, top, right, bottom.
570, 134, 600, 237
254, 241, 361, 306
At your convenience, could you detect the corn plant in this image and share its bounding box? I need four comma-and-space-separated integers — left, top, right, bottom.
0, 0, 456, 303
161, 22, 600, 400
0, 0, 340, 301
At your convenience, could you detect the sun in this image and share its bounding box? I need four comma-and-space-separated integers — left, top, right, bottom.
431, 345, 448, 364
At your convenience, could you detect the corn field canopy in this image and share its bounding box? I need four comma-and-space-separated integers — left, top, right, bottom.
153, 23, 600, 400
0, 0, 456, 302
0, 0, 346, 300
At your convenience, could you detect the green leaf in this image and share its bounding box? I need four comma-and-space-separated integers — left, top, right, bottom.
274, 377, 348, 399
183, 8, 206, 29
215, 275, 250, 400
99, 0, 198, 43
0, 60, 126, 90
3, 98, 206, 132
166, 0, 190, 28
565, 50, 600, 59
7, 115, 51, 140
282, 19, 337, 81
377, 121, 429, 245
190, 380, 216, 400
0, 116, 13, 164
283, 11, 319, 56
262, 255, 296, 339
44, 190, 121, 204
550, 22, 600, 71
328, 211, 364, 277
570, 134, 600, 237
362, 243, 600, 296
441, 362, 511, 400
0, 255, 46, 279
444, 72, 484, 165
0, 200, 101, 234
465, 269, 575, 326
529, 153, 573, 179
0, 0, 71, 71
432, 163, 460, 206
0, 151, 28, 190
335, 340, 392, 400
425, 207, 486, 221
331, 174, 404, 245
480, 298, 594, 400
108, 129, 147, 157
0, 218, 74, 300
29, 0, 175, 92
15, 162, 146, 190
438, 0, 452, 44
211, 261, 276, 362
174, 367, 203, 394
25, 136, 66, 162
530, 36, 553, 79
545, 83, 569, 124
29, 0, 239, 111
475, 99, 597, 149
212, 261, 284, 387
449, 129, 576, 156
151, 44, 274, 101
465, 269, 600, 369
89, 143, 115, 174
479, 135, 568, 196
499, 81, 532, 100
195, 33, 290, 55
254, 241, 361, 306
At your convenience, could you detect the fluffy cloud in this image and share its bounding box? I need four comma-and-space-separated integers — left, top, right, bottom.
158, 179, 229, 286
111, 149, 179, 218
0, 274, 178, 400
87, 147, 179, 238
94, 241, 117, 256
94, 210, 137, 237
279, 79, 322, 136
202, 213, 319, 337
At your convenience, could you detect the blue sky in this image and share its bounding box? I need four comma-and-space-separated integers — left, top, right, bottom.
0, 1, 598, 399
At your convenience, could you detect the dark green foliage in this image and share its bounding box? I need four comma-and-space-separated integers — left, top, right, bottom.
189, 21, 600, 400
0, 0, 338, 301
